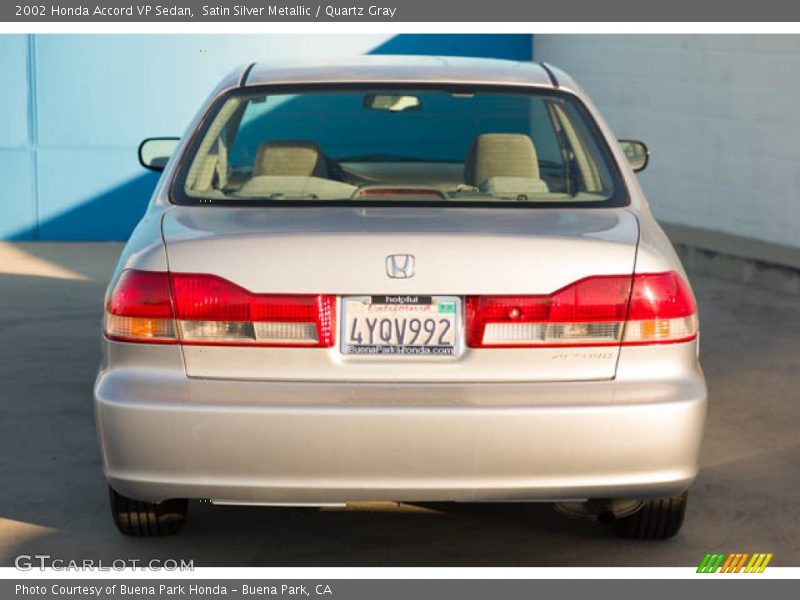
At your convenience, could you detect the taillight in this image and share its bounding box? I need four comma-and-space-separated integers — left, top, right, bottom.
466, 271, 697, 348
104, 270, 334, 347
170, 274, 334, 347
105, 270, 176, 344
623, 271, 697, 345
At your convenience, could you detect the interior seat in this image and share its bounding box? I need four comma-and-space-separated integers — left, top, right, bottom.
464, 133, 548, 194
252, 140, 329, 178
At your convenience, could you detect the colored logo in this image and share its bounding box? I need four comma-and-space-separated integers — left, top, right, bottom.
697, 553, 773, 573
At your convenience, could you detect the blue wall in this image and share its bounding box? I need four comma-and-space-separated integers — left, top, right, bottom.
0, 34, 533, 241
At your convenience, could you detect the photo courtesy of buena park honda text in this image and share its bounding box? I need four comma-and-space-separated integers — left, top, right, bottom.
0, 0, 798, 597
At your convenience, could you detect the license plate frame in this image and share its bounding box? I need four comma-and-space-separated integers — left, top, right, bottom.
339, 295, 462, 358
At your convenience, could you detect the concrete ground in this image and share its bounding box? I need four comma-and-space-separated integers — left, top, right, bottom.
0, 242, 798, 567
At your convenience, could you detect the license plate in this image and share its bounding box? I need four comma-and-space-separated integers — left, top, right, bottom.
341, 295, 461, 357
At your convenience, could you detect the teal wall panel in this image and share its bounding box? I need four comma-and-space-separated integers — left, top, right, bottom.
0, 150, 36, 239
1, 34, 534, 240
0, 35, 29, 147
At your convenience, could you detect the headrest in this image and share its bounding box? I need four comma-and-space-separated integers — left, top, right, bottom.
253, 140, 328, 178
464, 133, 540, 187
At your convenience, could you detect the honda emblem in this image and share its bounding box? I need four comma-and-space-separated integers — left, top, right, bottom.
386, 254, 415, 279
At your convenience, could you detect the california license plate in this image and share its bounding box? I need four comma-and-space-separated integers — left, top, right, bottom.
341, 295, 461, 356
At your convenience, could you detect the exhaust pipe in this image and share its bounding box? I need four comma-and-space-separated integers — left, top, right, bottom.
555, 498, 643, 522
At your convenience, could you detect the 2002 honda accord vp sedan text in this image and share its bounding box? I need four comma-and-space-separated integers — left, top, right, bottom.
95, 56, 706, 540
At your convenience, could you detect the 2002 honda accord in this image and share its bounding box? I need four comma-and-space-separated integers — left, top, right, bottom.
95, 56, 706, 539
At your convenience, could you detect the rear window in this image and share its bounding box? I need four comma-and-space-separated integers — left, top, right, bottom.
173, 85, 627, 208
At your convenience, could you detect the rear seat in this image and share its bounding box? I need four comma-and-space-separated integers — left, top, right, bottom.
238, 140, 355, 199
464, 133, 549, 195
252, 140, 329, 178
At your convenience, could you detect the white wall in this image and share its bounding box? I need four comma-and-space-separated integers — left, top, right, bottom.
534, 35, 800, 248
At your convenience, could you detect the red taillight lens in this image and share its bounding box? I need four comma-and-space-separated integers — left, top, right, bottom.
467, 275, 631, 348
104, 270, 334, 347
105, 270, 176, 343
623, 271, 697, 345
627, 272, 696, 319
467, 272, 697, 348
170, 274, 334, 347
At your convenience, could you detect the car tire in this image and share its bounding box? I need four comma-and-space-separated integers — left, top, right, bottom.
109, 486, 188, 536
617, 492, 688, 540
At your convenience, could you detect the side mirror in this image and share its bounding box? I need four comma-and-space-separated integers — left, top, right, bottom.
138, 137, 180, 172
618, 139, 649, 172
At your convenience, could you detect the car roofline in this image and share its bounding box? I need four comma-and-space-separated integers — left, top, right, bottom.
238, 56, 571, 92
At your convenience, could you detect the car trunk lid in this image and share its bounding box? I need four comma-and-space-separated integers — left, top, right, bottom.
161, 206, 639, 382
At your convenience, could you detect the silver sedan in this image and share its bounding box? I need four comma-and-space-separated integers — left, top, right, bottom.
95, 56, 706, 540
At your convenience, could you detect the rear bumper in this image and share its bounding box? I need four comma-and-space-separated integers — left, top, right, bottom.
95, 366, 706, 504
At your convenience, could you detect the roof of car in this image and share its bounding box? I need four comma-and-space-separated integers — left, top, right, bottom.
243, 56, 566, 90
